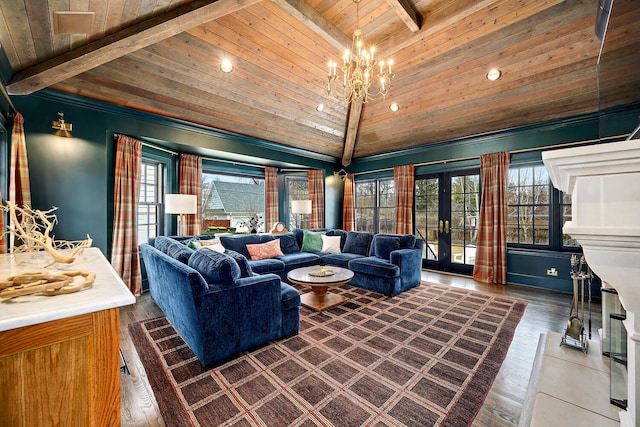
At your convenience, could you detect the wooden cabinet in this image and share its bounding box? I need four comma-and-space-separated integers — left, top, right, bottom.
0, 248, 135, 426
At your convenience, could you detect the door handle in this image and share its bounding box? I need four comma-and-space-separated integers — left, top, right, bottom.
439, 220, 443, 233
445, 220, 450, 234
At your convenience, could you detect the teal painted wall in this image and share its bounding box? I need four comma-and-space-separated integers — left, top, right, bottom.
7, 85, 639, 295
11, 90, 342, 257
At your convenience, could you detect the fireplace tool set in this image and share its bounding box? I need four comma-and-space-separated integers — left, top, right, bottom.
561, 254, 593, 352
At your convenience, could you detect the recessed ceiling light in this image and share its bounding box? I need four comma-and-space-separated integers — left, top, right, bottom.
316, 104, 324, 112
389, 102, 399, 112
221, 59, 233, 73
487, 68, 502, 81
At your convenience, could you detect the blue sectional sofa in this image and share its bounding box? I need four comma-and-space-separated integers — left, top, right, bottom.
139, 236, 300, 368
220, 229, 424, 296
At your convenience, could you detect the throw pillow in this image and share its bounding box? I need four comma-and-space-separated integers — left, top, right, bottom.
374, 236, 401, 260
224, 249, 253, 277
343, 231, 373, 256
199, 237, 222, 247
321, 235, 342, 254
188, 249, 240, 285
202, 243, 226, 253
277, 233, 300, 254
154, 236, 176, 253
186, 240, 201, 250
166, 241, 194, 264
246, 239, 284, 260
301, 230, 325, 252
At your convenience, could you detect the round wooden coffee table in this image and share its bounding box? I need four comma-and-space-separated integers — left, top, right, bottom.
287, 266, 354, 312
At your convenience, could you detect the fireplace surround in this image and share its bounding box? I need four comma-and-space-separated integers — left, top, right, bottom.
543, 139, 640, 427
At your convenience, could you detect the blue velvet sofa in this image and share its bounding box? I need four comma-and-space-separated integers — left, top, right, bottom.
293, 229, 423, 296
219, 232, 322, 281
139, 236, 301, 367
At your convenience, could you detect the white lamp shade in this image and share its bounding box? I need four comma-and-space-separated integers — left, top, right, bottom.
165, 194, 197, 214
291, 199, 312, 215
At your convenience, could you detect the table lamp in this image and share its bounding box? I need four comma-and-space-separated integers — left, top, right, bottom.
291, 199, 312, 229
165, 194, 197, 236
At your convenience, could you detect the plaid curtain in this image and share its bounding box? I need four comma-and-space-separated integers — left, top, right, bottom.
342, 173, 355, 231
9, 113, 32, 251
473, 152, 510, 285
111, 135, 142, 295
265, 167, 279, 229
308, 169, 324, 229
179, 154, 202, 235
394, 164, 415, 234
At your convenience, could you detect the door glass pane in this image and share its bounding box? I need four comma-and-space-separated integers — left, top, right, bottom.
451, 173, 479, 265
415, 178, 438, 260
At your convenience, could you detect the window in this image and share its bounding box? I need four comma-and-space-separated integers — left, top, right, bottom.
450, 174, 480, 264
202, 172, 266, 233
561, 191, 578, 247
138, 160, 163, 244
287, 176, 309, 229
355, 179, 395, 233
507, 165, 550, 245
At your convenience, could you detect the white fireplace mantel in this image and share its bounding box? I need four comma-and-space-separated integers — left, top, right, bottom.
543, 139, 640, 427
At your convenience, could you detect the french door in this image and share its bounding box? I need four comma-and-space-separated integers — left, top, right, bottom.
415, 170, 480, 275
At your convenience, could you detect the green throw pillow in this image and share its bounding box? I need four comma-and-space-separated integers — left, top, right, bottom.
301, 230, 325, 252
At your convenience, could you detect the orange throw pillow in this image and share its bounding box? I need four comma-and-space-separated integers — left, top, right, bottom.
246, 239, 284, 260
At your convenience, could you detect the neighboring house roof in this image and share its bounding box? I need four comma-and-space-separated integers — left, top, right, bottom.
203, 180, 264, 215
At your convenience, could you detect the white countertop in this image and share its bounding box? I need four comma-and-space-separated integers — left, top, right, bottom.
0, 247, 136, 332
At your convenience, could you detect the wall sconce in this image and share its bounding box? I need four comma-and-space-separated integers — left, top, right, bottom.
52, 112, 73, 138
333, 169, 348, 181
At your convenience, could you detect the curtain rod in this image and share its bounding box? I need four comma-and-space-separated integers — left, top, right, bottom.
1, 83, 17, 114
353, 133, 628, 176
117, 135, 267, 169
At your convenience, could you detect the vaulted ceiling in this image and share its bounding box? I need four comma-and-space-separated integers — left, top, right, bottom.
1, 0, 638, 165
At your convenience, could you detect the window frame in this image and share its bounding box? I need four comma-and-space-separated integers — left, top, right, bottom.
285, 175, 309, 229
507, 162, 579, 251
354, 178, 396, 234
201, 170, 267, 233
137, 159, 164, 245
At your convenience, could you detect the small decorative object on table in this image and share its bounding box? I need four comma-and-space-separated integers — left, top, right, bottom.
238, 213, 264, 234
308, 266, 335, 277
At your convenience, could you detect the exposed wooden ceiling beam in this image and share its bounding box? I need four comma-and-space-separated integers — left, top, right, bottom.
379, 0, 503, 56
271, 0, 351, 51
386, 0, 421, 32
342, 99, 364, 166
6, 0, 262, 95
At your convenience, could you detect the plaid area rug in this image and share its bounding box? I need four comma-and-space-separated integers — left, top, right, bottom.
129, 282, 527, 427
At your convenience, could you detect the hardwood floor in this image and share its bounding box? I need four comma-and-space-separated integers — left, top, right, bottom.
119, 271, 601, 427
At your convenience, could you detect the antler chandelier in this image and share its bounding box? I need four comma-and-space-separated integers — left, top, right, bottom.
326, 0, 395, 104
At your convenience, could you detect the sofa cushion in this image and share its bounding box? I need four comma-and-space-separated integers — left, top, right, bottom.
349, 257, 400, 279
343, 231, 373, 256
369, 234, 417, 256
301, 230, 325, 252
166, 241, 194, 264
321, 235, 342, 254
247, 239, 284, 260
276, 233, 300, 254
188, 249, 240, 285
224, 249, 253, 278
277, 252, 321, 268
219, 234, 261, 259
154, 236, 176, 253
373, 236, 401, 260
321, 252, 364, 268
248, 258, 285, 275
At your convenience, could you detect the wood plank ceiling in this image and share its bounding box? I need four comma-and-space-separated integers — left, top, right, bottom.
0, 0, 638, 165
